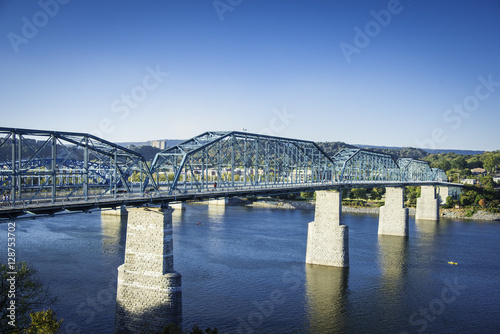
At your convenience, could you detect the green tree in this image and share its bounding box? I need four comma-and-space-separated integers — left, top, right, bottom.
467, 156, 483, 169
1, 263, 56, 333
405, 186, 421, 206
460, 190, 477, 206
480, 175, 495, 191
460, 168, 472, 178
451, 156, 467, 170
350, 188, 367, 200
438, 160, 452, 171
445, 196, 454, 208
370, 187, 384, 200
483, 154, 499, 173
300, 192, 314, 200
24, 309, 62, 334
475, 193, 485, 205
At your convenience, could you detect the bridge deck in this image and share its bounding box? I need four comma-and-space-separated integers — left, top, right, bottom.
0, 181, 460, 220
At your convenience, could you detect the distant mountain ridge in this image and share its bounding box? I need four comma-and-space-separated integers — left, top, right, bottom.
357, 144, 484, 156
316, 142, 428, 159
117, 139, 485, 161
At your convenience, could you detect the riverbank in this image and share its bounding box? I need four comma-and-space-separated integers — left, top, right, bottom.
235, 199, 500, 221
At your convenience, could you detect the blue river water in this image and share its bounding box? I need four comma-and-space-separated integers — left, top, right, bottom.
1, 204, 500, 333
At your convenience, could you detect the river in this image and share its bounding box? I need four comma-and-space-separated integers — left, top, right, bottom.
1, 204, 499, 333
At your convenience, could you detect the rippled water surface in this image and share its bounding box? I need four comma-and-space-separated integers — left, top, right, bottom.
1, 204, 499, 333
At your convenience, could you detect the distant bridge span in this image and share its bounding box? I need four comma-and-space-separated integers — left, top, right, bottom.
0, 128, 459, 219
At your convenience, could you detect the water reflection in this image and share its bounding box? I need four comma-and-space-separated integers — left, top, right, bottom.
100, 214, 127, 256
414, 219, 441, 266
207, 204, 226, 221
305, 264, 349, 333
377, 235, 409, 281
172, 205, 186, 220
375, 235, 410, 331
414, 219, 440, 237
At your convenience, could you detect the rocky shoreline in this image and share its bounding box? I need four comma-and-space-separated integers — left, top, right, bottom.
239, 200, 500, 221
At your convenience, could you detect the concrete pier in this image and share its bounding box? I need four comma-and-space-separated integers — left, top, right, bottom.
437, 186, 449, 205
416, 186, 439, 221
114, 207, 182, 333
306, 190, 349, 267
170, 202, 186, 211
101, 205, 128, 216
209, 197, 228, 206
378, 187, 409, 236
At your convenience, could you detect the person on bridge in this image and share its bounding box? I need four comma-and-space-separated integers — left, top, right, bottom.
213, 182, 217, 190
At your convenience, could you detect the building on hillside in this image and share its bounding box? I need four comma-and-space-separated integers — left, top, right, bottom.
462, 179, 477, 185
150, 140, 167, 150
471, 168, 486, 176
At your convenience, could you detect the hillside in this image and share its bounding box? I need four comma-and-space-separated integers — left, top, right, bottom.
316, 142, 428, 160
358, 144, 484, 156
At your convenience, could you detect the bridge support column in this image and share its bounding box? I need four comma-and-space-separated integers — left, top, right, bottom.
101, 205, 128, 216
436, 186, 449, 205
416, 186, 439, 221
209, 197, 228, 206
114, 207, 182, 333
378, 187, 409, 236
170, 202, 186, 211
306, 190, 349, 267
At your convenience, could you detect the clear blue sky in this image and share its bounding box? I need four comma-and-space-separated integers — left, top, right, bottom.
1, 0, 499, 151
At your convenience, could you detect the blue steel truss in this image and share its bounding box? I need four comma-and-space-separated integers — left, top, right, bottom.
149, 131, 335, 194
149, 133, 449, 194
331, 149, 447, 185
332, 149, 401, 183
0, 127, 158, 206
0, 128, 451, 217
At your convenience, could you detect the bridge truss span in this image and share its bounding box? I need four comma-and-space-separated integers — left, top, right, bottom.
0, 127, 158, 208
0, 127, 455, 219
331, 149, 449, 185
333, 148, 401, 183
149, 131, 335, 194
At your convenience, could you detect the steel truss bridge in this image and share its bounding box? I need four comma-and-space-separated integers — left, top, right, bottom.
0, 128, 455, 219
